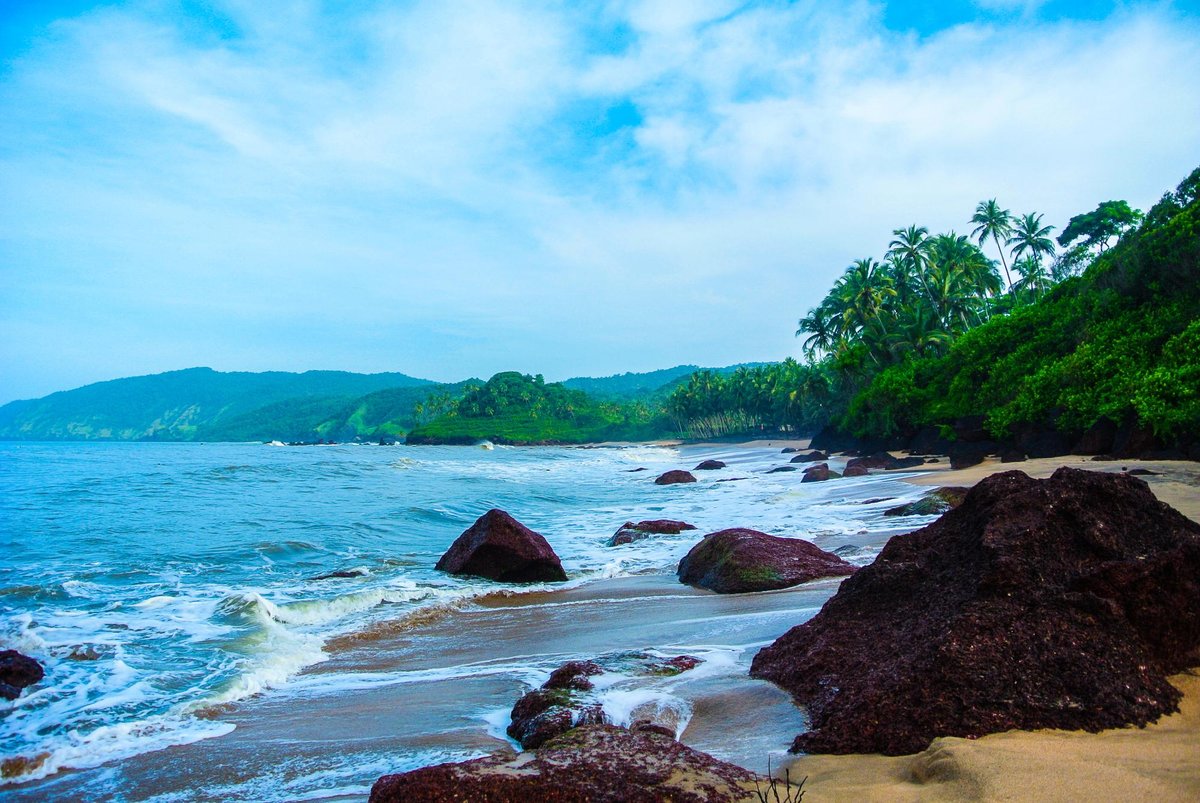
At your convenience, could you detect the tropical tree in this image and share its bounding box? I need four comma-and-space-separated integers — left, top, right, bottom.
1057, 200, 1143, 255
1007, 212, 1055, 271
1012, 256, 1052, 302
970, 199, 1015, 289
888, 224, 934, 300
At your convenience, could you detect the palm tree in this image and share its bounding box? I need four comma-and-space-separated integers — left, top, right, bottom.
796, 302, 839, 358
970, 199, 1015, 289
888, 225, 933, 301
1007, 212, 1056, 270
1012, 256, 1052, 302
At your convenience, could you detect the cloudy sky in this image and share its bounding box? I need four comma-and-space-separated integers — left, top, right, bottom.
2, 0, 1198, 402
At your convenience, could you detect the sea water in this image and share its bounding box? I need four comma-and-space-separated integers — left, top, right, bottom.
0, 441, 935, 797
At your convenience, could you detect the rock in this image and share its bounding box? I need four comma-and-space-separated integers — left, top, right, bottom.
309, 568, 367, 580
780, 447, 798, 454
1113, 419, 1161, 458
907, 426, 953, 456
508, 688, 605, 749
846, 451, 897, 471
1125, 468, 1160, 476
677, 528, 856, 593
800, 464, 841, 482
999, 447, 1027, 463
750, 468, 1200, 756
608, 519, 697, 546
370, 725, 760, 803
789, 451, 828, 463
767, 466, 797, 473
927, 457, 941, 463
1013, 424, 1071, 458
544, 660, 605, 691
843, 466, 869, 477
883, 487, 969, 517
1073, 418, 1118, 455
809, 426, 860, 454
654, 470, 697, 486
948, 441, 994, 469
0, 651, 43, 699
649, 655, 702, 675
886, 456, 926, 470
626, 467, 648, 473
67, 646, 101, 661
435, 509, 567, 583
693, 460, 726, 471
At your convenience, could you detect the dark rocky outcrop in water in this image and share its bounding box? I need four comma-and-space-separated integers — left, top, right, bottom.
435, 509, 567, 583
608, 519, 696, 546
842, 465, 869, 477
677, 528, 856, 593
507, 655, 701, 749
767, 465, 797, 473
751, 468, 1200, 756
789, 450, 828, 463
654, 470, 696, 485
883, 486, 969, 517
369, 725, 758, 803
800, 464, 840, 483
0, 650, 44, 701
693, 459, 726, 471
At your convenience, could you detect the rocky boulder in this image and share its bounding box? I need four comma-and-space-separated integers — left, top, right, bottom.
608, 519, 697, 546
435, 509, 567, 583
789, 450, 828, 463
907, 426, 953, 456
800, 464, 841, 483
370, 725, 761, 803
843, 465, 869, 477
751, 468, 1200, 756
693, 459, 726, 471
677, 528, 856, 593
654, 470, 696, 486
948, 441, 995, 469
883, 486, 969, 517
766, 465, 797, 473
886, 455, 926, 470
0, 650, 43, 701
1073, 418, 1118, 455
845, 451, 896, 470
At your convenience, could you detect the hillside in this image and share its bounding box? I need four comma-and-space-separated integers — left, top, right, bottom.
560, 366, 701, 399
0, 368, 433, 441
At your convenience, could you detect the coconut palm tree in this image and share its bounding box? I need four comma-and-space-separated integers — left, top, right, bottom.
1007, 212, 1056, 270
970, 199, 1015, 289
1012, 256, 1052, 302
888, 225, 933, 301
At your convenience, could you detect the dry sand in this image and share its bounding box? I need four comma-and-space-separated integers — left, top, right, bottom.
775, 455, 1200, 802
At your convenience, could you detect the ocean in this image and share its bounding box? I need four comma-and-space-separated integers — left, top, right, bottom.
0, 441, 934, 800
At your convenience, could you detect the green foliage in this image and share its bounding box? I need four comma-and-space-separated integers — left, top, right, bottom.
1058, 200, 1144, 254
407, 372, 673, 444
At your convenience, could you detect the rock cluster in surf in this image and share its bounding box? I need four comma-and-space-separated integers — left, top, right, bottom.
0, 650, 43, 701
677, 528, 856, 594
608, 519, 697, 546
435, 509, 567, 583
369, 725, 760, 803
750, 467, 1200, 755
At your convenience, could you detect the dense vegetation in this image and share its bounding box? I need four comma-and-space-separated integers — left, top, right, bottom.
406, 372, 668, 444
665, 166, 1200, 448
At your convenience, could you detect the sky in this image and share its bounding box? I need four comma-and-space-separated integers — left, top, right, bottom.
1, 0, 1198, 403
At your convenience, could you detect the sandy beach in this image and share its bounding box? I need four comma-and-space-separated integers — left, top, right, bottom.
776, 454, 1200, 803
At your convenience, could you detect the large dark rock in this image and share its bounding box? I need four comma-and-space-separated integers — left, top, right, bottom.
800, 464, 841, 482
435, 509, 567, 583
886, 455, 927, 470
677, 528, 856, 593
1073, 418, 1118, 455
907, 426, 953, 456
809, 426, 860, 454
843, 465, 869, 477
883, 486, 969, 517
845, 451, 896, 470
608, 519, 697, 546
370, 725, 760, 803
953, 415, 989, 442
789, 450, 828, 463
948, 440, 995, 469
1113, 419, 1161, 458
1013, 423, 1071, 458
693, 459, 726, 471
999, 447, 1027, 463
654, 470, 697, 486
751, 468, 1200, 756
0, 651, 43, 701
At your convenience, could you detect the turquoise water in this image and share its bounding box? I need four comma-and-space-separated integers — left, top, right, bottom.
0, 441, 929, 793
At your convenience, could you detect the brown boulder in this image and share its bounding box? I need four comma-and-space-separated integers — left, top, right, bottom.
608, 519, 697, 546
751, 468, 1200, 756
883, 487, 969, 517
677, 528, 856, 593
0, 651, 43, 701
845, 451, 896, 470
789, 450, 828, 463
654, 470, 696, 485
693, 459, 726, 471
1073, 418, 1118, 455
369, 725, 760, 803
800, 464, 841, 482
843, 465, 869, 477
435, 509, 567, 583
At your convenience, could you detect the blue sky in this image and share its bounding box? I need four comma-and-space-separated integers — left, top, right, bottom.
2, 0, 1198, 402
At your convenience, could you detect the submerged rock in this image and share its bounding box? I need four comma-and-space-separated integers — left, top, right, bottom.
677, 528, 856, 593
0, 650, 43, 701
883, 486, 969, 517
789, 450, 828, 463
608, 519, 697, 546
370, 725, 760, 803
800, 464, 841, 483
767, 465, 797, 473
435, 509, 567, 583
751, 468, 1200, 756
654, 470, 697, 486
693, 459, 726, 471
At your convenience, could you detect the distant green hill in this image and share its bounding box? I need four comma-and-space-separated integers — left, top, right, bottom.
560, 366, 701, 399
0, 368, 434, 441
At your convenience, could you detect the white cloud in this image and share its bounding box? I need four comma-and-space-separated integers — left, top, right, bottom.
1, 0, 1198, 398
